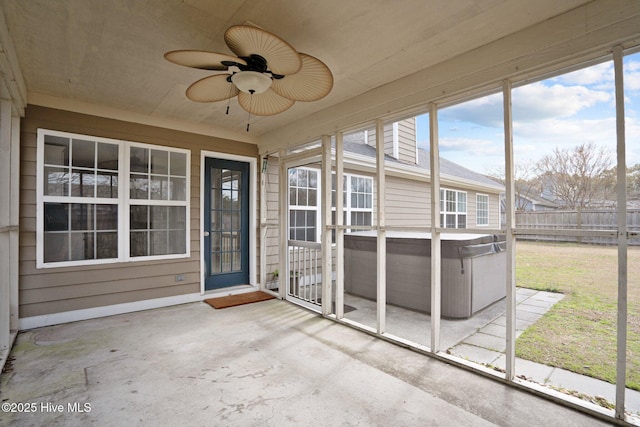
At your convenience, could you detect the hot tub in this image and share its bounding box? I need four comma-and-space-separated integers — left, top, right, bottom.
344, 231, 506, 318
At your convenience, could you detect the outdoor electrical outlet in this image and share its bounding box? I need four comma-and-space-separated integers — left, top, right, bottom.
175, 274, 185, 282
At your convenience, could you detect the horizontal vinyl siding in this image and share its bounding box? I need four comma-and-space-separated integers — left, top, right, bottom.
19, 105, 258, 317
397, 118, 416, 165
385, 175, 431, 227
264, 156, 280, 280
383, 124, 394, 158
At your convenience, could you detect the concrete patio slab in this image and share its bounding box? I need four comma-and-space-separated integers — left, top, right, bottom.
0, 300, 614, 426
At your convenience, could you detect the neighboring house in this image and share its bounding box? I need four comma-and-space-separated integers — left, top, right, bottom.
499, 187, 559, 224
516, 193, 558, 212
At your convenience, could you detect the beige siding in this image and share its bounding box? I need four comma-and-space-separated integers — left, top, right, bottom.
383, 124, 394, 159
19, 105, 258, 317
263, 155, 280, 281
365, 119, 417, 164
385, 175, 431, 227
396, 118, 416, 165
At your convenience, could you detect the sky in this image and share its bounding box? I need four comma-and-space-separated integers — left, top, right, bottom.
415, 52, 640, 176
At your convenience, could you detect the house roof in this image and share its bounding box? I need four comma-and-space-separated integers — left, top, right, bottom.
0, 0, 606, 144
342, 136, 503, 190
416, 149, 502, 189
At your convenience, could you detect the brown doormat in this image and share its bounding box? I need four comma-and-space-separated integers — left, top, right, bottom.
204, 291, 275, 309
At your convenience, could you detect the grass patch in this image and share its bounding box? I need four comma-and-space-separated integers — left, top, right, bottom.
515, 241, 640, 390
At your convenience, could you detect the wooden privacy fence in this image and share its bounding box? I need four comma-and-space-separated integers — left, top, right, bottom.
515, 209, 640, 245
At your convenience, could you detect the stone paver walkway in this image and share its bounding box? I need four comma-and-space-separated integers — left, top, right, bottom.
448, 288, 640, 415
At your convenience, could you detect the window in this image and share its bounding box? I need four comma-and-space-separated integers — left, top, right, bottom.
440, 189, 467, 228
476, 194, 489, 226
289, 168, 318, 242
37, 129, 190, 267
341, 175, 373, 232
128, 146, 188, 257
289, 167, 373, 242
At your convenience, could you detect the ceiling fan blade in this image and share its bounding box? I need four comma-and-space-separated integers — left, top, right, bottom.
164, 50, 247, 71
237, 89, 295, 116
186, 74, 239, 102
271, 53, 334, 102
224, 25, 301, 75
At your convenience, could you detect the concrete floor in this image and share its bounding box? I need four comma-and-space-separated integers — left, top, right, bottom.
0, 299, 619, 426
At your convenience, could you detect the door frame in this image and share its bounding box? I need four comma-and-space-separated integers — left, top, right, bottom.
200, 150, 257, 294
279, 151, 325, 309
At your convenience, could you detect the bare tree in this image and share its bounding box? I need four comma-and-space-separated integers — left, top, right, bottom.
625, 163, 640, 200
535, 142, 613, 209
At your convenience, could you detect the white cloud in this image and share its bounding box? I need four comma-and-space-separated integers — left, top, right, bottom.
512, 82, 611, 121
416, 57, 640, 171
439, 136, 501, 154
438, 80, 612, 128
619, 60, 640, 115
552, 61, 614, 87
439, 93, 503, 128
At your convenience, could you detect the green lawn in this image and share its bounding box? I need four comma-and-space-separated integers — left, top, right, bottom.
515, 241, 640, 390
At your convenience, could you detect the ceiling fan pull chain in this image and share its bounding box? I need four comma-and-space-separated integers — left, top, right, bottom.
246, 90, 254, 132
225, 83, 234, 115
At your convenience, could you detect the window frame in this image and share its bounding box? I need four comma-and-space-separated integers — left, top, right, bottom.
36, 129, 191, 268
440, 188, 467, 229
288, 167, 320, 243
288, 166, 373, 243
476, 193, 489, 226
338, 173, 373, 236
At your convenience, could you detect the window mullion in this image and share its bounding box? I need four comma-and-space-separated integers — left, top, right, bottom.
122, 143, 130, 261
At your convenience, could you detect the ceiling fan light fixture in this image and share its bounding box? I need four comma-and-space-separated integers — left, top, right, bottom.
231, 71, 272, 94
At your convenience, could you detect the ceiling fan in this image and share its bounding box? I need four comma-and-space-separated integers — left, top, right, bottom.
165, 24, 333, 130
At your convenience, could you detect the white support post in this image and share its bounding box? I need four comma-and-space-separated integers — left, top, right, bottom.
376, 119, 386, 334
335, 132, 345, 319
9, 115, 19, 331
613, 45, 628, 421
0, 93, 12, 354
259, 154, 267, 291
429, 104, 441, 352
321, 135, 333, 315
503, 79, 517, 381
278, 150, 288, 300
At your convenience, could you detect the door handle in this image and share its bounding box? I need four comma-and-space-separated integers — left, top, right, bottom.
203, 231, 210, 237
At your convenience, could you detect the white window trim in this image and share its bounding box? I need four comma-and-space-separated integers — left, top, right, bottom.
440, 188, 467, 229
392, 121, 400, 159
476, 193, 489, 226
340, 174, 373, 233
36, 129, 191, 268
288, 166, 321, 243
124, 141, 191, 263
288, 167, 373, 243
